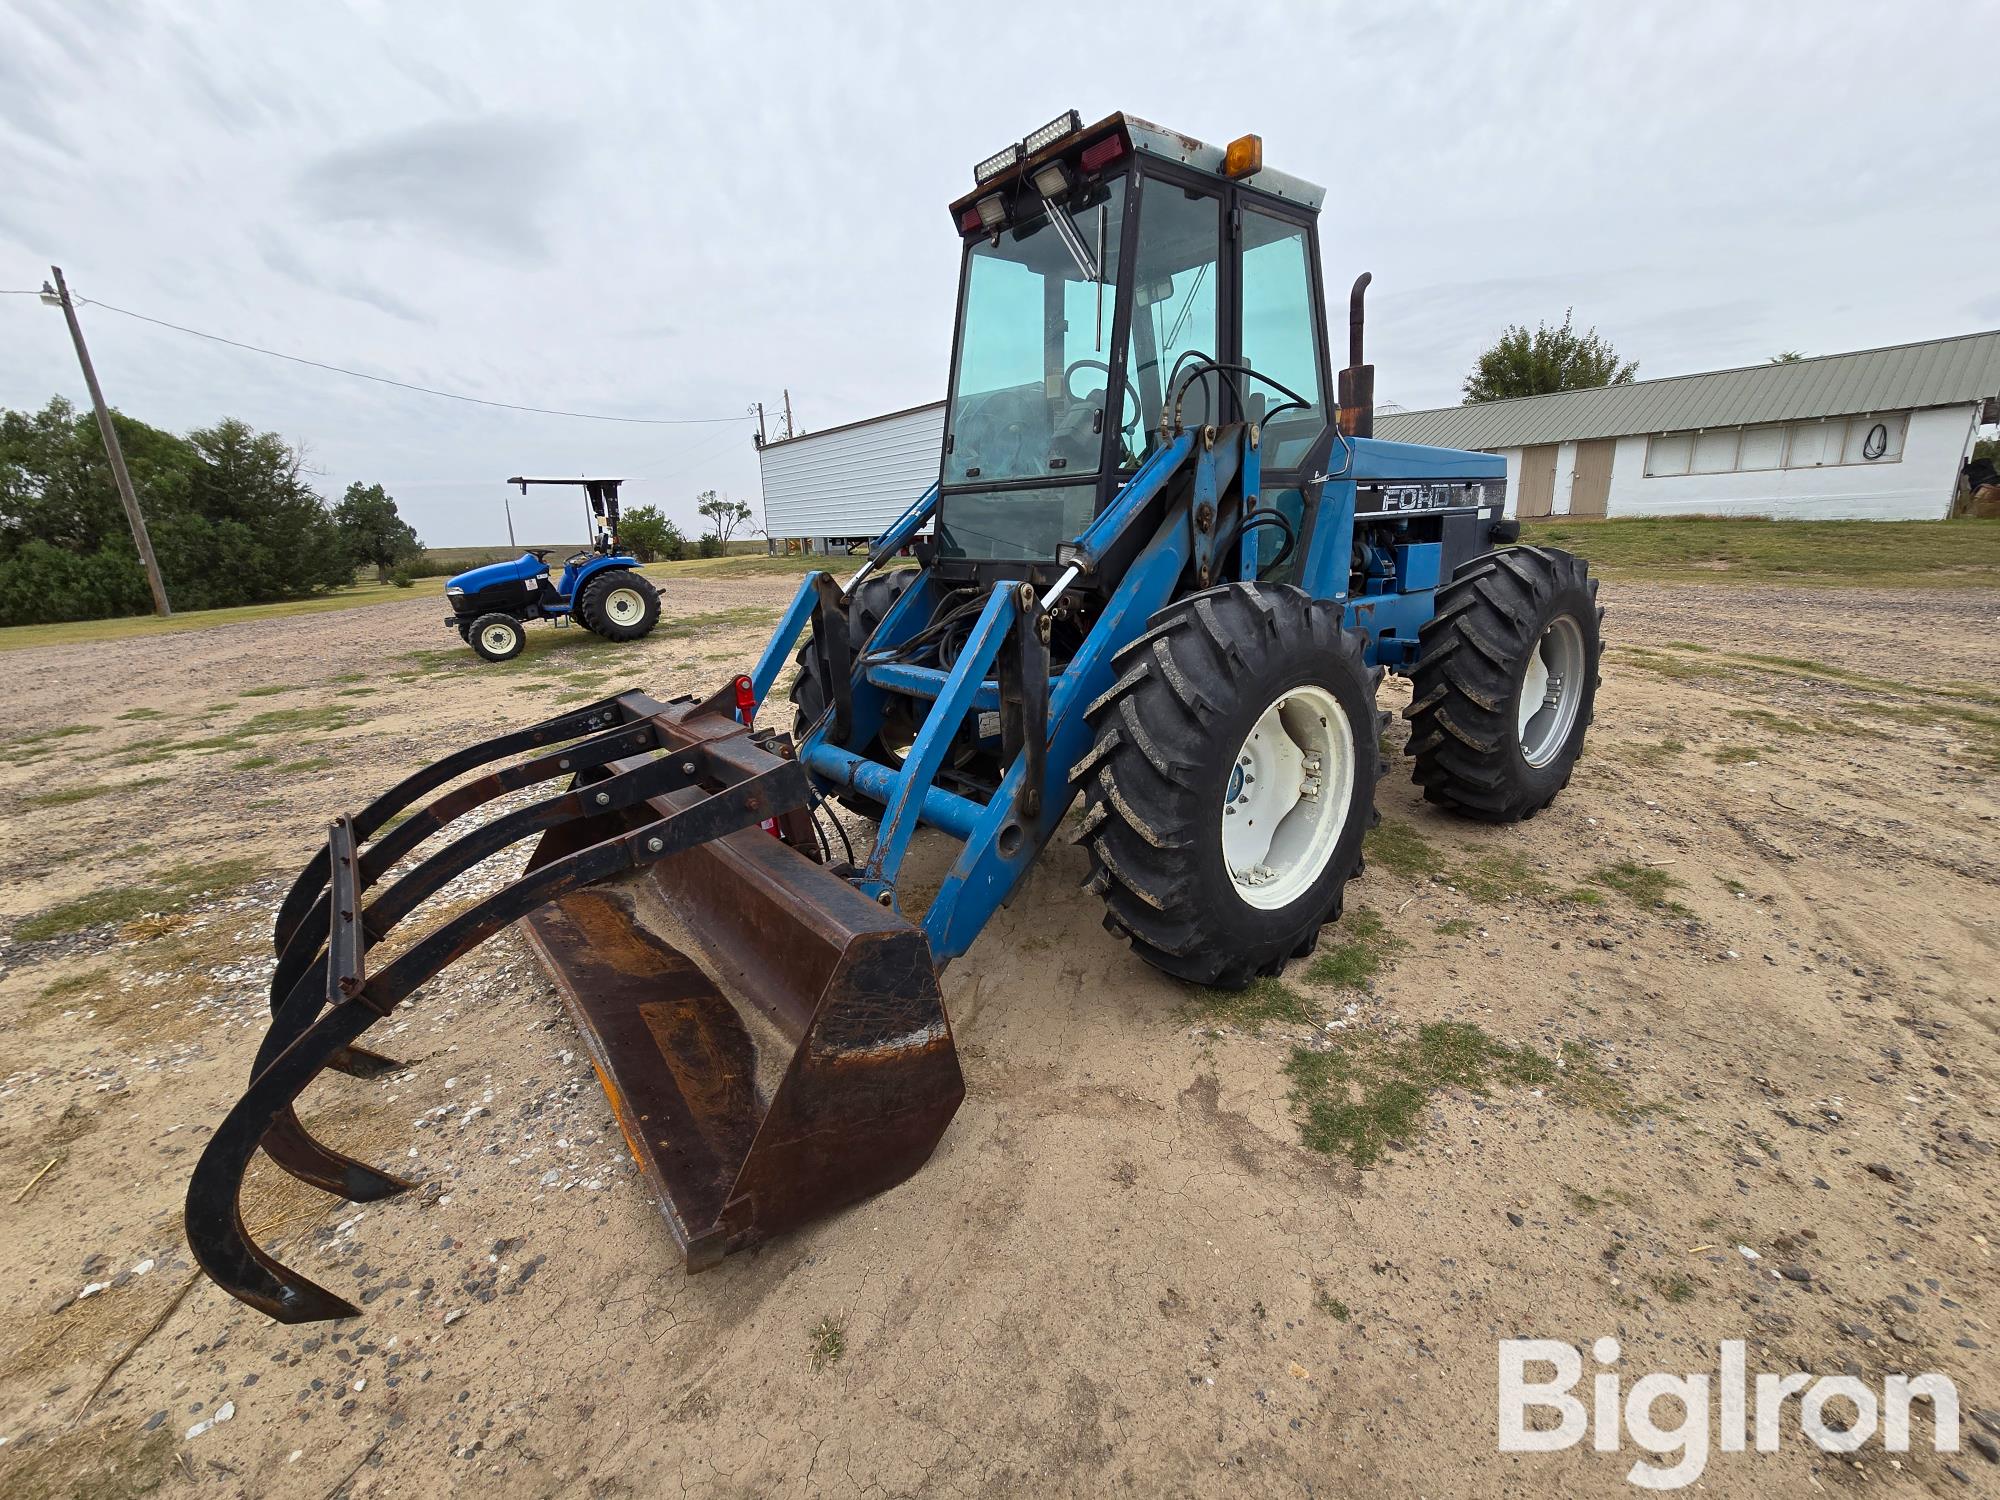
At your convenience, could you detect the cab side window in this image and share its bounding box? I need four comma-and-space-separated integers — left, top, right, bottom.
1238, 210, 1327, 468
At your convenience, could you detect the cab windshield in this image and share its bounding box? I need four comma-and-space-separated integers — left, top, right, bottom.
938, 178, 1128, 561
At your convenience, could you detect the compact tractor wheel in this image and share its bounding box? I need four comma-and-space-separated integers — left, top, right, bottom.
579, 570, 661, 641
467, 612, 527, 663
791, 571, 923, 814
1075, 582, 1378, 989
1404, 546, 1602, 822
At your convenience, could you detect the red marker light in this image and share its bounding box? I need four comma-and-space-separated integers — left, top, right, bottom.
733, 675, 781, 837
958, 205, 984, 233
1079, 134, 1127, 173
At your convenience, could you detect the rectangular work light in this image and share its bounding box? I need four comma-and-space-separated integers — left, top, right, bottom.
974, 143, 1022, 184
1021, 110, 1082, 157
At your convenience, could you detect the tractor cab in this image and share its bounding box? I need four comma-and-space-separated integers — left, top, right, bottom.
935, 112, 1334, 579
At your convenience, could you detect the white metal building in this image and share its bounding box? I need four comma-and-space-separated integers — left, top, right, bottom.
756, 332, 2000, 541
1375, 331, 2000, 522
757, 401, 945, 553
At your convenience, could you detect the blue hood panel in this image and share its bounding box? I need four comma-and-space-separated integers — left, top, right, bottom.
450, 555, 548, 592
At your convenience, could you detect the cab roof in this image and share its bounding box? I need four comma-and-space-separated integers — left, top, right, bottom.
948, 111, 1326, 218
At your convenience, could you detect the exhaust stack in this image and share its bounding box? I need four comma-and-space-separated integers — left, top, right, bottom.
1337, 271, 1374, 439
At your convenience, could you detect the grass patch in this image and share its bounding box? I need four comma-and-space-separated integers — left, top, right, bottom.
39, 968, 111, 1003
241, 705, 352, 734
1650, 1273, 1698, 1304
1521, 516, 2000, 589
1284, 1023, 1640, 1167
1435, 917, 1475, 937
1615, 647, 1735, 684
1306, 907, 1402, 989
1183, 976, 1318, 1032
1367, 820, 1551, 902
1313, 1290, 1349, 1320
1710, 744, 1766, 765
1616, 738, 1684, 767
1586, 859, 1685, 912
16, 783, 115, 808
114, 707, 169, 721
1363, 820, 1441, 879
808, 1314, 847, 1372
0, 579, 443, 652
1717, 876, 1748, 896
14, 857, 261, 943
238, 684, 291, 697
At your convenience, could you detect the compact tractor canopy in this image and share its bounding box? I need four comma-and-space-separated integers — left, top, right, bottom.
189, 111, 1602, 1322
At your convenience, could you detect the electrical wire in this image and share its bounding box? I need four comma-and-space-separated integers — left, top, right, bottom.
68, 295, 753, 427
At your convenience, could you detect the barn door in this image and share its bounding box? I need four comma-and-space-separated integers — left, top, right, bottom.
1516, 444, 1558, 518
1569, 439, 1616, 518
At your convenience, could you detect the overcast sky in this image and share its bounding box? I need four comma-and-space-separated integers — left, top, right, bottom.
4, 1, 1995, 546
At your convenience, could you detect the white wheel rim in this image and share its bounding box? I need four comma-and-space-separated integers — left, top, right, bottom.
480, 623, 517, 655
1519, 615, 1585, 768
604, 587, 645, 625
1221, 684, 1356, 910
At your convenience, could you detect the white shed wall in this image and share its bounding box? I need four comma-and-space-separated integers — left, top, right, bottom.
1603, 405, 1972, 520
757, 404, 945, 541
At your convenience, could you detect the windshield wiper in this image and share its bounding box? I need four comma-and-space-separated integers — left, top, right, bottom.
1041, 193, 1099, 284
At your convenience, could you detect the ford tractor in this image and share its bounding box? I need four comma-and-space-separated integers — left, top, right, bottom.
190, 111, 1602, 1321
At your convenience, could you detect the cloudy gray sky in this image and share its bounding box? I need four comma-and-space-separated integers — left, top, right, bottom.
4, 1, 1995, 546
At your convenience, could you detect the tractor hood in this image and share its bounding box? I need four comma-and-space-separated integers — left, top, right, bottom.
448, 554, 546, 593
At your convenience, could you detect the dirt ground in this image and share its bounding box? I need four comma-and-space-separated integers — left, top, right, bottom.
0, 574, 1994, 1498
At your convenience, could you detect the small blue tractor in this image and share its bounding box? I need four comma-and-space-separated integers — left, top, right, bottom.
192, 111, 1604, 1321
443, 476, 661, 660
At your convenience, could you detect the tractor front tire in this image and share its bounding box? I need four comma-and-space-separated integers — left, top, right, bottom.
467, 612, 527, 663
1075, 582, 1379, 989
791, 570, 924, 819
1404, 545, 1602, 822
580, 570, 661, 641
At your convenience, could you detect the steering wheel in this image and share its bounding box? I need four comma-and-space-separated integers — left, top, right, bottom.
1062, 359, 1142, 436
525, 548, 551, 562
564, 549, 593, 568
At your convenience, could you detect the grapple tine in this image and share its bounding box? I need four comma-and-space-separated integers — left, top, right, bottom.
191, 696, 829, 1321
186, 999, 382, 1322
268, 717, 665, 1011
272, 694, 637, 953
261, 1107, 415, 1202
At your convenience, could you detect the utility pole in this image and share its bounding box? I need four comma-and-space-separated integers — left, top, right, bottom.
751, 401, 767, 447
43, 266, 171, 616
505, 494, 517, 547
781, 388, 794, 441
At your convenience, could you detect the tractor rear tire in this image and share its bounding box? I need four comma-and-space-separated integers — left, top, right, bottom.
467, 612, 526, 663
1075, 582, 1379, 989
1404, 545, 1602, 823
580, 570, 661, 641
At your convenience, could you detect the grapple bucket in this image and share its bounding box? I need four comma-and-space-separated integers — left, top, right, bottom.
185, 688, 963, 1322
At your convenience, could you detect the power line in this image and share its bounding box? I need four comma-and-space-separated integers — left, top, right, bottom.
62, 294, 752, 427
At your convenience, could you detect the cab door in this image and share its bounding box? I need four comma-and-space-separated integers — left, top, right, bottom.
1226, 196, 1334, 583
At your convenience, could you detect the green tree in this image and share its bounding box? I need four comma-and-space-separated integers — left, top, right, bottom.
618, 503, 685, 563
333, 481, 423, 581
695, 490, 754, 546
1768, 351, 1805, 364
0, 397, 348, 624
1462, 311, 1637, 404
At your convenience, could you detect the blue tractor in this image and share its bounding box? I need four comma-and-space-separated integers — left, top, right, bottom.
191, 111, 1605, 1321
443, 476, 661, 661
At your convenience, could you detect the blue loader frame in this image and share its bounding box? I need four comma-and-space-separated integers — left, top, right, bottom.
740, 423, 1504, 970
